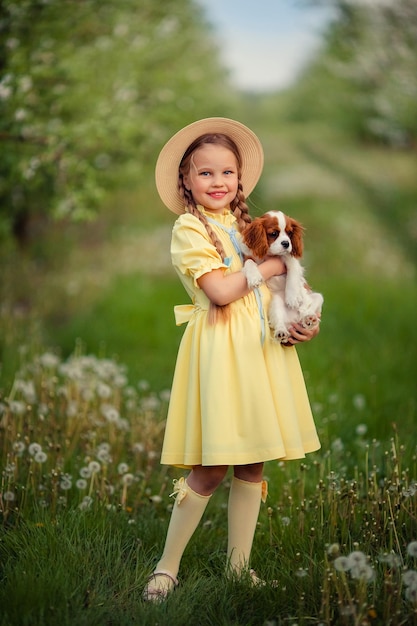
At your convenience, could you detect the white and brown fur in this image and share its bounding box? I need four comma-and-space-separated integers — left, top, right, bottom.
241, 210, 323, 343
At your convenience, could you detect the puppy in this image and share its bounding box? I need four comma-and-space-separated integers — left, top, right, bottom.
241, 210, 323, 343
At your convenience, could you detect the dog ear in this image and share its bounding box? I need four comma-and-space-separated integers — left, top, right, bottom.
243, 219, 270, 258
289, 218, 305, 258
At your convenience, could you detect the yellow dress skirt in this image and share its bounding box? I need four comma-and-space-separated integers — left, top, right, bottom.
161, 208, 320, 469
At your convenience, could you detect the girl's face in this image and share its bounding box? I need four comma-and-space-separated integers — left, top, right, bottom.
183, 143, 239, 213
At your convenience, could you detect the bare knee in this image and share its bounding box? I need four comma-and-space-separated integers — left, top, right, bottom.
187, 465, 228, 495
233, 462, 264, 483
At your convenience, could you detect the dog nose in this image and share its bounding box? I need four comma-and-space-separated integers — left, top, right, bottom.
281, 240, 290, 249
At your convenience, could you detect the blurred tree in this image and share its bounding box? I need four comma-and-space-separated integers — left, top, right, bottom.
0, 0, 231, 244
291, 0, 417, 146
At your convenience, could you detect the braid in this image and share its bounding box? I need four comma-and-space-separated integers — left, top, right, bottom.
230, 181, 252, 232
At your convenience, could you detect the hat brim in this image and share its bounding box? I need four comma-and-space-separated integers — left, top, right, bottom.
155, 117, 264, 214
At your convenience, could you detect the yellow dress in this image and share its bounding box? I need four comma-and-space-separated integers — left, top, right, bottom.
161, 207, 320, 469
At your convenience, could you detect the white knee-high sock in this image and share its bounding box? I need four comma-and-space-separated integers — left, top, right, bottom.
227, 476, 263, 575
155, 479, 211, 579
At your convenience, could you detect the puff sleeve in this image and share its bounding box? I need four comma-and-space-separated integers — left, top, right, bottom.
171, 214, 228, 287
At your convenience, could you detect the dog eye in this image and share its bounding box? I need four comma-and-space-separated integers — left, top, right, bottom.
267, 230, 279, 240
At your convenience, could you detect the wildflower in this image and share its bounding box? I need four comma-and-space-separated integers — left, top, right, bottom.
34, 451, 47, 464
331, 438, 344, 453
38, 352, 60, 368
160, 389, 171, 402
66, 402, 78, 418
9, 401, 26, 416
60, 476, 72, 490
353, 394, 366, 410
347, 551, 367, 569
96, 448, 111, 463
79, 467, 91, 478
405, 586, 417, 604
378, 552, 402, 568
403, 570, 417, 587
121, 473, 134, 486
4, 463, 16, 477
76, 479, 87, 490
96, 382, 112, 399
327, 543, 340, 557
334, 556, 350, 572
79, 496, 93, 511
101, 404, 119, 422
355, 423, 367, 436
350, 563, 375, 582
407, 542, 417, 558
12, 441, 26, 455
296, 568, 308, 577
88, 461, 101, 474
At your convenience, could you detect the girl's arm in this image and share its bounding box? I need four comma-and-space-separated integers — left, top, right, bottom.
197, 257, 285, 306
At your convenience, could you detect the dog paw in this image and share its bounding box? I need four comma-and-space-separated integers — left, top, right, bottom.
272, 328, 291, 343
301, 315, 319, 329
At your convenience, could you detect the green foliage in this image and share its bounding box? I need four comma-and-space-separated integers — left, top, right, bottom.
288, 0, 417, 145
0, 0, 233, 243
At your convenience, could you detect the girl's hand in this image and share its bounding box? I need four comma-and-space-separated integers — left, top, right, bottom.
285, 319, 320, 345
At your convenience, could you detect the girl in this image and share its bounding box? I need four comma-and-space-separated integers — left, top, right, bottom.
143, 118, 321, 601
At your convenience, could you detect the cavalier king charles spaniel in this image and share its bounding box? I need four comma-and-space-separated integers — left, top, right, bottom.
241, 210, 323, 343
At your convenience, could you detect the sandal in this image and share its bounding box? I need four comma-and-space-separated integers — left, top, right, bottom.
250, 569, 278, 588
142, 569, 179, 602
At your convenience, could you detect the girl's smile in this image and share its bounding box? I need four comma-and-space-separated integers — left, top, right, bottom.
183, 144, 239, 213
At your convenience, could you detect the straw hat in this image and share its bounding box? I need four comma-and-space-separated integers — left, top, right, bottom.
155, 117, 264, 214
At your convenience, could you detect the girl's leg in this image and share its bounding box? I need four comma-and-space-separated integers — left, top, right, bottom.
144, 465, 227, 601
227, 462, 264, 576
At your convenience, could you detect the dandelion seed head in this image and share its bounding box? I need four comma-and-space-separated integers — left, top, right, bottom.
334, 556, 350, 572
9, 400, 26, 416
66, 401, 79, 418
97, 382, 112, 399
88, 461, 101, 474
378, 552, 401, 568
3, 491, 15, 501
138, 379, 150, 391
348, 551, 367, 568
96, 448, 112, 463
118, 463, 129, 475
34, 451, 47, 463
296, 568, 308, 578
101, 404, 119, 423
281, 516, 291, 526
403, 570, 417, 587
132, 442, 145, 454
79, 496, 93, 511
407, 542, 417, 558
4, 463, 16, 477
405, 585, 417, 604
13, 441, 26, 454
122, 473, 134, 486
79, 466, 91, 478
149, 495, 162, 504
350, 563, 375, 582
353, 394, 366, 410
331, 438, 344, 453
356, 423, 367, 436
39, 352, 60, 368
327, 543, 340, 557
76, 479, 87, 490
